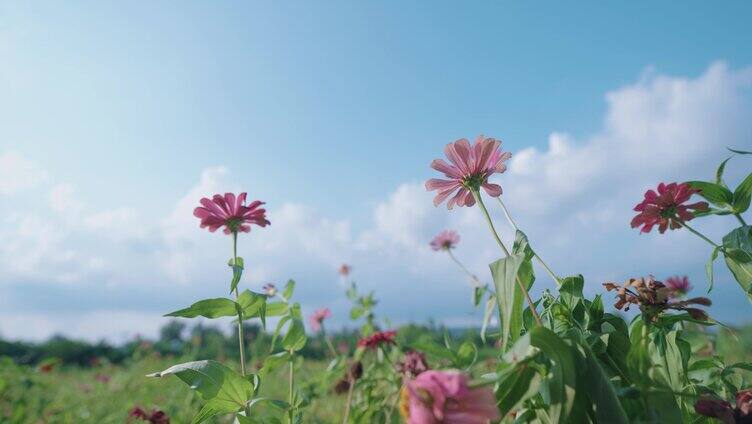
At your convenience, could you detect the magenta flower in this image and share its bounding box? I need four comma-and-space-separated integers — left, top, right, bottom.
426, 136, 512, 209
308, 308, 332, 332
694, 397, 734, 423
630, 182, 708, 234
339, 264, 352, 277
401, 370, 500, 424
193, 192, 270, 234
665, 275, 691, 298
357, 330, 397, 349
430, 230, 460, 251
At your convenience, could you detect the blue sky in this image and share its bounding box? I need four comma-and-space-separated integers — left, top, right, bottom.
1, 1, 752, 341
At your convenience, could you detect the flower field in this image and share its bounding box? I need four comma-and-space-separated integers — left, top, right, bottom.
2, 138, 752, 423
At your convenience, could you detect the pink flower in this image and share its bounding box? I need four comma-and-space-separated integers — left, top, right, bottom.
308, 308, 332, 332
426, 136, 511, 209
737, 389, 752, 417
630, 183, 708, 234
397, 350, 430, 378
665, 275, 691, 298
262, 283, 277, 296
430, 230, 460, 251
401, 370, 500, 424
193, 192, 270, 234
339, 264, 352, 277
694, 397, 734, 423
357, 330, 397, 349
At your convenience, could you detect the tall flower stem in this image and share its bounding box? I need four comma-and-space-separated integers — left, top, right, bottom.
342, 377, 355, 424
495, 197, 561, 285
735, 213, 748, 226
472, 190, 542, 326
446, 249, 483, 287
288, 351, 295, 423
321, 325, 338, 357
232, 232, 252, 417
679, 220, 721, 248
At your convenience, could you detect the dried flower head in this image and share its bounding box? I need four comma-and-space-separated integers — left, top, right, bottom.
426, 136, 511, 209
397, 350, 430, 379
694, 397, 735, 423
430, 230, 460, 251
630, 182, 708, 234
603, 276, 711, 322
357, 330, 397, 349
193, 192, 270, 234
339, 264, 352, 277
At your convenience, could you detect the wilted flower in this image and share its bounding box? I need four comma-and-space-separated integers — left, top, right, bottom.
430, 230, 460, 251
397, 350, 430, 378
695, 397, 734, 423
357, 330, 397, 349
193, 192, 270, 234
128, 407, 170, 424
603, 276, 711, 322
426, 136, 511, 209
308, 308, 332, 332
400, 370, 500, 424
737, 390, 752, 418
339, 264, 352, 277
630, 182, 708, 234
665, 275, 692, 298
333, 361, 363, 395
262, 283, 277, 297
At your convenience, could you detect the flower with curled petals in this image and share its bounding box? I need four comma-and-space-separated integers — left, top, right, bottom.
426, 136, 511, 209
430, 230, 460, 251
193, 192, 270, 234
308, 308, 332, 332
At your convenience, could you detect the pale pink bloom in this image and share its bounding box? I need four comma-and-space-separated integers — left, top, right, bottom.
193, 192, 270, 234
339, 264, 352, 277
308, 308, 332, 332
665, 275, 691, 298
402, 370, 500, 424
430, 230, 460, 251
426, 136, 511, 209
262, 283, 277, 297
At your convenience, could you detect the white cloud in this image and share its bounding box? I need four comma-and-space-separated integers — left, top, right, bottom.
0, 151, 45, 195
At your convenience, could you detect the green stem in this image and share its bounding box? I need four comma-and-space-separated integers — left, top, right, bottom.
288, 351, 295, 423
321, 324, 338, 357
342, 377, 355, 424
472, 190, 542, 326
232, 232, 252, 418
735, 213, 748, 226
495, 197, 561, 285
679, 220, 721, 248
446, 249, 483, 287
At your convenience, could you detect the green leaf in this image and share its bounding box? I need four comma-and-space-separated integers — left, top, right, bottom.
455, 341, 478, 369
527, 327, 577, 423
716, 156, 733, 187
473, 285, 487, 306
489, 253, 534, 350
265, 302, 288, 317
228, 257, 244, 294
581, 346, 629, 424
282, 279, 295, 300
282, 319, 307, 352
237, 290, 267, 328
728, 147, 752, 155
191, 404, 220, 424
480, 294, 496, 343
165, 298, 238, 319
496, 364, 542, 417
559, 275, 584, 309
707, 246, 721, 292
722, 226, 752, 300
733, 172, 752, 213
409, 341, 456, 362
260, 351, 290, 376
147, 360, 253, 416
686, 181, 733, 207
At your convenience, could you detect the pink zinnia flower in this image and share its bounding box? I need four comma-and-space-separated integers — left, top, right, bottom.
193, 192, 270, 234
665, 275, 691, 298
630, 182, 708, 234
430, 230, 460, 251
357, 330, 397, 349
400, 370, 500, 424
426, 136, 511, 209
339, 264, 352, 277
308, 308, 332, 332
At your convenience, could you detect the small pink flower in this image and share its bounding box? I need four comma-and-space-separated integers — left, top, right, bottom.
630, 183, 708, 234
193, 192, 270, 234
339, 264, 352, 277
665, 275, 691, 298
430, 230, 460, 251
357, 330, 397, 349
737, 389, 752, 417
426, 136, 511, 209
262, 283, 277, 296
308, 308, 332, 332
401, 370, 500, 424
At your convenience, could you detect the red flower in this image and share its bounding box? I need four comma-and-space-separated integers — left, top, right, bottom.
630, 182, 708, 234
665, 275, 692, 298
357, 330, 397, 349
737, 389, 752, 417
426, 136, 511, 209
193, 192, 269, 234
339, 264, 352, 277
128, 407, 170, 424
694, 397, 734, 423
